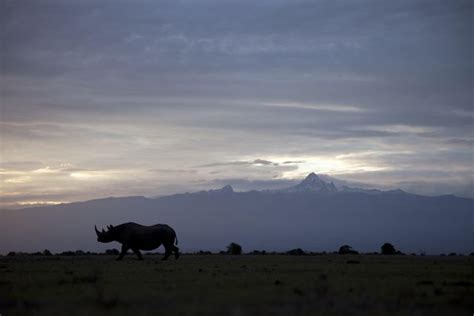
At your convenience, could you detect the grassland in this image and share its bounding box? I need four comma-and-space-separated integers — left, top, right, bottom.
1, 254, 473, 315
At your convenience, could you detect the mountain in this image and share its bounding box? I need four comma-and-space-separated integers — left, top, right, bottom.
1, 173, 472, 254
283, 172, 338, 193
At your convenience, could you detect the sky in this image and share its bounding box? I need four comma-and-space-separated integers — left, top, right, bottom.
1, 0, 473, 207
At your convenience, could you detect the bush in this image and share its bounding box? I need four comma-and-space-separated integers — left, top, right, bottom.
226, 242, 242, 255
286, 248, 306, 256
7, 251, 16, 257
381, 243, 396, 255
43, 249, 52, 256
338, 245, 358, 255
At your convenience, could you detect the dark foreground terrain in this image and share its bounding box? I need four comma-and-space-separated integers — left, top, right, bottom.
1, 254, 473, 315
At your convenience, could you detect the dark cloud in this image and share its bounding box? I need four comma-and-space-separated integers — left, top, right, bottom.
253, 159, 275, 165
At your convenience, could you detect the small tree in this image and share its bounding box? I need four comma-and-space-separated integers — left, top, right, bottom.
227, 242, 242, 255
381, 243, 396, 255
338, 245, 358, 254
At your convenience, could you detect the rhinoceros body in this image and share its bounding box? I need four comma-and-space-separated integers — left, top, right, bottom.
95, 222, 180, 261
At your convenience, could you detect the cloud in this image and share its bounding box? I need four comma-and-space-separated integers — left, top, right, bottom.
252, 159, 275, 165
0, 0, 472, 205
259, 102, 365, 113
197, 161, 251, 168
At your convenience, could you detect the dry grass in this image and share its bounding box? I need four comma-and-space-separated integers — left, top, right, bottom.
0, 254, 473, 315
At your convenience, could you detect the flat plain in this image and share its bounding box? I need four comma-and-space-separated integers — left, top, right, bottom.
1, 254, 473, 315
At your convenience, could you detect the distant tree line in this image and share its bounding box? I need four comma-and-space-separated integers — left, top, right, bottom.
3, 242, 473, 257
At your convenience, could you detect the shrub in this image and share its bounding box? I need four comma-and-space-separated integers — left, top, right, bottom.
338, 245, 358, 255
43, 249, 52, 256
227, 242, 242, 255
381, 243, 396, 255
286, 248, 306, 256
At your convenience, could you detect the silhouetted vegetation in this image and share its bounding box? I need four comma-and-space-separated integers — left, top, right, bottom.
338, 245, 358, 254
227, 242, 242, 255
4, 245, 473, 257
286, 248, 306, 256
381, 243, 396, 255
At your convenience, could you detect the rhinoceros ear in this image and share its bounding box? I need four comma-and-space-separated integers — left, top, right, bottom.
94, 225, 100, 236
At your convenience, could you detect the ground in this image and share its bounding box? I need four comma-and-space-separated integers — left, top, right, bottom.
1, 254, 473, 315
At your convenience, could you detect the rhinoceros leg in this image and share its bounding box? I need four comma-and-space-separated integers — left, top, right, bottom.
132, 248, 144, 260
116, 244, 129, 261
162, 244, 173, 260
173, 246, 180, 259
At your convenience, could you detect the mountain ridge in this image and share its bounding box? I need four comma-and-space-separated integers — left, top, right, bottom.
4, 172, 469, 212
1, 172, 472, 254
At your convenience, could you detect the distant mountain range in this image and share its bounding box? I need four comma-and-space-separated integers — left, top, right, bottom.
1, 173, 472, 254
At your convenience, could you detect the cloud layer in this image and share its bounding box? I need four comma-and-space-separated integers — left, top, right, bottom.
1, 0, 472, 206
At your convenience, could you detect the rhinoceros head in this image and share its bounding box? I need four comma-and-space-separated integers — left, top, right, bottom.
95, 225, 116, 243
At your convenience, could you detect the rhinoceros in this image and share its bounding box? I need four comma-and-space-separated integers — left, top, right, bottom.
94, 222, 180, 261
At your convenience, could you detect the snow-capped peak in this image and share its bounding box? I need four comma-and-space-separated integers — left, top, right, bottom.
285, 172, 338, 193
